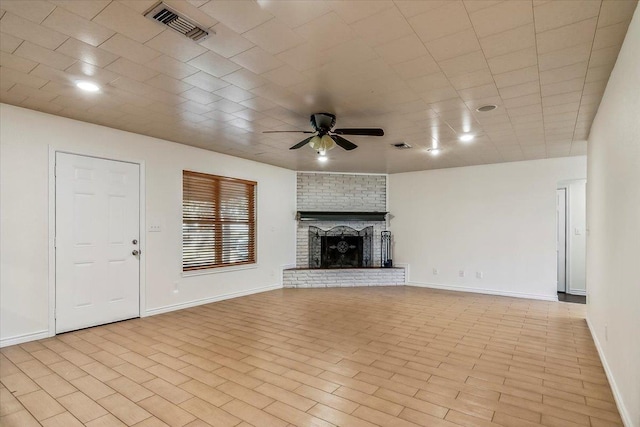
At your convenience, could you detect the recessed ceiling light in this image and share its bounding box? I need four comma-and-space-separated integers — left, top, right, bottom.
476, 104, 497, 112
459, 134, 474, 142
317, 155, 328, 163
76, 81, 100, 92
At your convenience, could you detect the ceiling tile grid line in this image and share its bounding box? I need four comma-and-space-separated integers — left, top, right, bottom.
0, 0, 636, 172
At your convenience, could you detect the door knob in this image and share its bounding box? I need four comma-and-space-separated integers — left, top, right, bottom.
132, 250, 140, 256
132, 239, 138, 244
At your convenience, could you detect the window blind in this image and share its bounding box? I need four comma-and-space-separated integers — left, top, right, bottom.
183, 170, 256, 271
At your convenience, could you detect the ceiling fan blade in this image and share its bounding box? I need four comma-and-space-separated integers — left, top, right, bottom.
330, 134, 358, 151
333, 128, 384, 136
289, 136, 315, 150
263, 130, 315, 134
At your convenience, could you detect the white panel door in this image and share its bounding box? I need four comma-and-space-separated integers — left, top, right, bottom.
557, 188, 567, 293
56, 153, 140, 333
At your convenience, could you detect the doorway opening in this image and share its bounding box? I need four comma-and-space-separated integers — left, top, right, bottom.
557, 180, 587, 303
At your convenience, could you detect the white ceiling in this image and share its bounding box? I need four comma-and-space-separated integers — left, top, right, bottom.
0, 0, 637, 173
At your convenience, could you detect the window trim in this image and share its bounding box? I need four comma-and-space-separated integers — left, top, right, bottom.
182, 170, 257, 272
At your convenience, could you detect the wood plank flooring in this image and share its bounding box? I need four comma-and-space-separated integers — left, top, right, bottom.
0, 287, 623, 426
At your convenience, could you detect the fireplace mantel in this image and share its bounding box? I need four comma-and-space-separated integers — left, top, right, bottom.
296, 211, 388, 221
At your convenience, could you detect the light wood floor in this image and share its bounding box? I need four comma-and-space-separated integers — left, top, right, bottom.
1, 287, 623, 427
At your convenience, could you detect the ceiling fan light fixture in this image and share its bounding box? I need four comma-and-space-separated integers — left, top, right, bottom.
309, 134, 335, 153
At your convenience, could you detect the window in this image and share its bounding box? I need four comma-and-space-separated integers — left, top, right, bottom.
183, 170, 256, 271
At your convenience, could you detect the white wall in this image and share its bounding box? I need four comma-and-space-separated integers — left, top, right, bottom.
586, 6, 640, 427
389, 157, 586, 300
0, 104, 296, 346
564, 180, 587, 294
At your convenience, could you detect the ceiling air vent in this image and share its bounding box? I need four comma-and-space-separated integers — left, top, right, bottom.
145, 3, 210, 42
392, 142, 412, 150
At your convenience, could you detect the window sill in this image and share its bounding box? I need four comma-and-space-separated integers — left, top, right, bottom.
182, 264, 258, 277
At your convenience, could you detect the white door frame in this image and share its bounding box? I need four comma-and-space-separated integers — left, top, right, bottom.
556, 187, 569, 293
47, 147, 146, 338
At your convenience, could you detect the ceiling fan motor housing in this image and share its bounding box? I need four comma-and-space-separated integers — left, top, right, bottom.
310, 113, 336, 133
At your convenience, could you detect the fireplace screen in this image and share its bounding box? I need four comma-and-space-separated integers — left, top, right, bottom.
308, 226, 373, 268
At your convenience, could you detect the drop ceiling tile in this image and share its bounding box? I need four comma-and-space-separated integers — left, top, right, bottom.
243, 18, 303, 55
418, 86, 459, 104
542, 90, 583, 107
146, 55, 198, 80
507, 103, 542, 117
20, 96, 64, 113
294, 12, 354, 51
350, 7, 414, 46
221, 68, 267, 90
487, 47, 537, 75
0, 32, 22, 53
178, 99, 214, 114
105, 57, 158, 81
144, 29, 208, 62
212, 98, 245, 114
66, 61, 120, 84
409, 1, 472, 42
50, 0, 110, 20
29, 62, 72, 85
198, 23, 254, 58
257, 0, 332, 28
100, 34, 161, 64
536, 18, 597, 54
393, 55, 440, 79
543, 102, 581, 115
439, 50, 488, 77
182, 70, 229, 92
0, 66, 48, 89
588, 45, 622, 68
469, 0, 533, 38
406, 72, 450, 93
0, 51, 38, 73
585, 63, 614, 83
592, 20, 632, 50
142, 73, 192, 95
479, 24, 535, 59
14, 41, 76, 70
198, 0, 273, 34
329, 0, 394, 24
213, 84, 254, 103
261, 66, 306, 88
502, 93, 541, 109
544, 111, 578, 123
582, 79, 608, 96
180, 87, 221, 105
188, 51, 241, 78
498, 80, 540, 100
93, 1, 164, 43
240, 96, 278, 112
538, 43, 591, 71
374, 34, 428, 65
457, 83, 499, 101
55, 38, 118, 68
162, 0, 218, 28
540, 61, 587, 85
425, 29, 481, 61
231, 46, 284, 75
0, 12, 68, 50
0, 0, 55, 24
448, 68, 494, 91
42, 7, 114, 47
533, 0, 602, 33
541, 77, 585, 97
597, 0, 638, 27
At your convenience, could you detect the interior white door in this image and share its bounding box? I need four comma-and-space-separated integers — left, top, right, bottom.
557, 188, 567, 293
56, 153, 140, 333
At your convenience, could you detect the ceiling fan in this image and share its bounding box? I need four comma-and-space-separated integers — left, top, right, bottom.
263, 113, 384, 153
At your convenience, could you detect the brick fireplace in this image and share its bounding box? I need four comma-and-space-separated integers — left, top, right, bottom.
283, 172, 405, 288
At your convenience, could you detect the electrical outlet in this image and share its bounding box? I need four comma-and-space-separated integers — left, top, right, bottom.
476, 271, 483, 279
433, 268, 439, 275
459, 270, 465, 277
149, 224, 161, 232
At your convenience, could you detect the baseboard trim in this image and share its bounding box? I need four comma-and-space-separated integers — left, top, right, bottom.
407, 281, 559, 301
0, 330, 50, 348
586, 318, 634, 427
144, 283, 282, 317
568, 289, 587, 296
